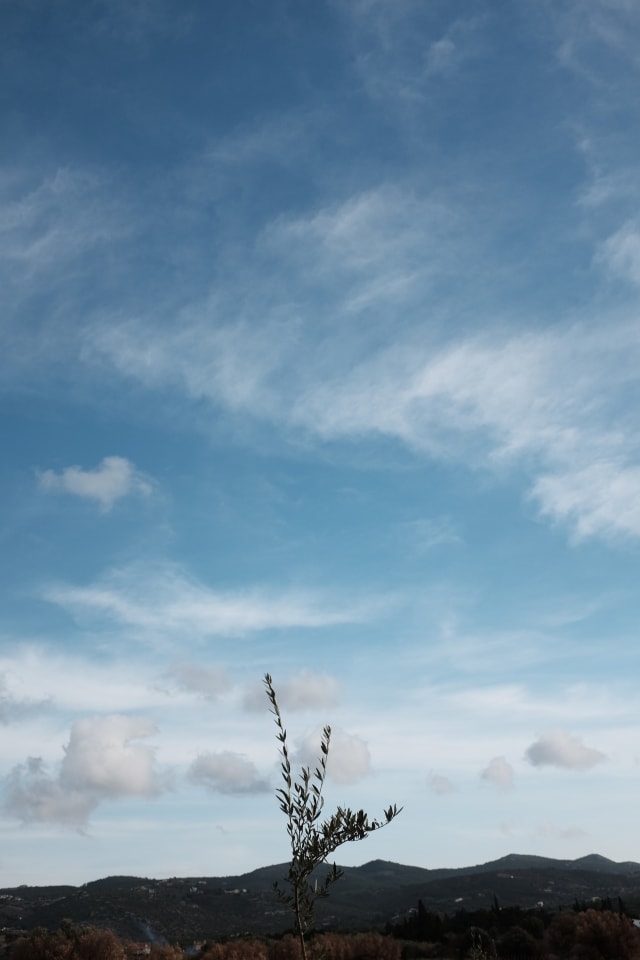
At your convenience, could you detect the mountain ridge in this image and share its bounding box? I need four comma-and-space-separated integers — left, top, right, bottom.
2, 853, 640, 943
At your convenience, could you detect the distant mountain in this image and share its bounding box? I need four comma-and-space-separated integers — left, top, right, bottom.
2, 854, 640, 943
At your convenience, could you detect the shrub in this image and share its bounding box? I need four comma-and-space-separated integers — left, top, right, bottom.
201, 939, 269, 960
544, 908, 640, 960
11, 924, 126, 960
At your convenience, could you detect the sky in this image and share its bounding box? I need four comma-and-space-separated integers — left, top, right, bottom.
2, 0, 640, 888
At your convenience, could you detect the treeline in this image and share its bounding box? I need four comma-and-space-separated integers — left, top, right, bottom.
3, 902, 640, 960
386, 896, 640, 958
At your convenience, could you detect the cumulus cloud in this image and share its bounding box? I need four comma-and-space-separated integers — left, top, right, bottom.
480, 756, 514, 791
427, 771, 456, 795
163, 662, 231, 701
536, 821, 588, 840
295, 728, 371, 785
37, 456, 152, 511
524, 731, 608, 771
3, 714, 163, 827
61, 715, 161, 797
4, 758, 98, 828
244, 669, 340, 712
188, 751, 269, 795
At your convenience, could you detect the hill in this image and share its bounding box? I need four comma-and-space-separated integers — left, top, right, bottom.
2, 854, 640, 943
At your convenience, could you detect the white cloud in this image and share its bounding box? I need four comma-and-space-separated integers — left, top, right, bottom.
295, 728, 372, 785
4, 757, 98, 828
0, 674, 51, 724
88, 287, 640, 543
425, 36, 457, 76
88, 314, 290, 420
245, 669, 341, 713
395, 516, 461, 553
61, 715, 161, 798
3, 715, 163, 827
187, 751, 269, 795
163, 662, 231, 701
427, 771, 456, 795
45, 564, 375, 640
532, 460, 640, 540
0, 645, 172, 718
0, 167, 124, 275
536, 821, 588, 841
598, 221, 640, 286
340, 1, 485, 106
38, 456, 152, 511
480, 756, 514, 791
554, 0, 640, 83
424, 18, 485, 78
525, 730, 608, 771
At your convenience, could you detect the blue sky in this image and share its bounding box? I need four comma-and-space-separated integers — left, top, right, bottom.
2, 0, 640, 887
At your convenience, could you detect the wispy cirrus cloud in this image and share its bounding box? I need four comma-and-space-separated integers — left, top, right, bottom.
94, 317, 640, 543
597, 220, 640, 286
44, 564, 378, 641
554, 0, 640, 86
80, 168, 640, 545
0, 167, 124, 275
337, 0, 486, 105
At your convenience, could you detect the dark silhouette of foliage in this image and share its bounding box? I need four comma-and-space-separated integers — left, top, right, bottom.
264, 674, 401, 960
544, 907, 640, 960
496, 924, 540, 958
459, 925, 496, 959
387, 901, 444, 943
10, 922, 126, 960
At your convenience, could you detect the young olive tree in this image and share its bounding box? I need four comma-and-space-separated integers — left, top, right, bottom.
264, 673, 401, 960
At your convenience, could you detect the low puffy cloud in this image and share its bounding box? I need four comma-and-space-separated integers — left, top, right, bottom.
245, 669, 340, 712
188, 751, 269, 795
536, 821, 588, 840
524, 731, 608, 771
4, 758, 98, 827
163, 662, 231, 701
38, 456, 152, 511
480, 756, 514, 791
296, 728, 371, 785
427, 771, 456, 796
61, 715, 161, 797
3, 714, 163, 827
